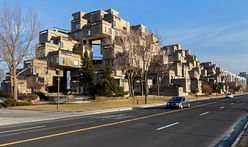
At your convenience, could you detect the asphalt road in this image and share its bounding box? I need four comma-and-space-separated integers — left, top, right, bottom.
0, 95, 247, 147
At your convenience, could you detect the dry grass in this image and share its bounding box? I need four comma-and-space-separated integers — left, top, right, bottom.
13, 96, 171, 112
12, 94, 227, 112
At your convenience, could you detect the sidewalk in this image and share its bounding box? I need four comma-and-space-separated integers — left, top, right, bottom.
0, 103, 165, 126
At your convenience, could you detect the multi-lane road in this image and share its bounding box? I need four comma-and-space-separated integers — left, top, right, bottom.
0, 95, 247, 147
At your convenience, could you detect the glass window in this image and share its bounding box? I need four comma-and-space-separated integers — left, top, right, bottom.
115, 31, 118, 36
87, 30, 91, 36
57, 57, 64, 64
108, 28, 112, 34
76, 24, 80, 30
45, 67, 48, 74
112, 21, 116, 26
74, 60, 79, 66
77, 32, 80, 38
33, 67, 36, 73
59, 42, 64, 48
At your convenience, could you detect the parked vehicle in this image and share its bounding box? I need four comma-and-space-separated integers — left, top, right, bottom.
225, 93, 234, 98
54, 97, 68, 104
0, 97, 6, 103
166, 96, 190, 109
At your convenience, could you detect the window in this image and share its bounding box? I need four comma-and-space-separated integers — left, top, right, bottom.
108, 28, 112, 34
45, 67, 48, 74
77, 32, 80, 38
74, 60, 79, 66
32, 67, 36, 73
76, 24, 80, 30
114, 31, 118, 36
87, 30, 91, 36
57, 57, 64, 64
112, 21, 116, 26
59, 42, 64, 48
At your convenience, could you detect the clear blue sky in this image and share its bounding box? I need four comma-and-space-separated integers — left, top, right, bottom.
4, 0, 248, 74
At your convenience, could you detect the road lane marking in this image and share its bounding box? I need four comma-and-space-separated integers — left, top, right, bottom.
0, 126, 45, 134
219, 106, 224, 109
200, 112, 209, 116
0, 100, 224, 147
230, 103, 234, 105
156, 122, 179, 131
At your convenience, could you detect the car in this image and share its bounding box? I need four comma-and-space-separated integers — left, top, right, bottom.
225, 93, 234, 98
0, 97, 6, 103
166, 96, 190, 109
54, 97, 68, 104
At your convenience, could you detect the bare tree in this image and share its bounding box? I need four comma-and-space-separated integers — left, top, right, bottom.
0, 4, 41, 100
136, 31, 161, 104
149, 51, 168, 96
103, 30, 140, 100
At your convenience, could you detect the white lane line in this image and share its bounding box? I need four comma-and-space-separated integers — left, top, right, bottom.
219, 106, 224, 109
230, 103, 234, 105
156, 122, 179, 131
200, 112, 209, 116
0, 126, 45, 134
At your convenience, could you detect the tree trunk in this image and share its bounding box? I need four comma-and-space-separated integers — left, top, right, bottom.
13, 68, 18, 100
144, 71, 148, 104
141, 79, 144, 96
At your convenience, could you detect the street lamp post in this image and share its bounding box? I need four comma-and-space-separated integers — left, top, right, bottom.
56, 69, 60, 109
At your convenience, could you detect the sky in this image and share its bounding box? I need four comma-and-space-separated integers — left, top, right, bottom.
2, 0, 248, 74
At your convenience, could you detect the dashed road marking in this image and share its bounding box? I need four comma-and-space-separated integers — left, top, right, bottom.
0, 126, 45, 134
200, 112, 209, 116
156, 122, 180, 131
219, 106, 224, 109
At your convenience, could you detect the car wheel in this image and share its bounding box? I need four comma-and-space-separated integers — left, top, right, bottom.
179, 104, 183, 109
187, 103, 190, 108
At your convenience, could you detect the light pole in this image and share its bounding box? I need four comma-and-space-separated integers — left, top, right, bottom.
56, 69, 60, 109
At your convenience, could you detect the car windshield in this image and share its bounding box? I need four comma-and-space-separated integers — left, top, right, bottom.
170, 97, 184, 102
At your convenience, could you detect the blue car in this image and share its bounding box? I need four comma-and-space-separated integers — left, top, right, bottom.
166, 96, 190, 109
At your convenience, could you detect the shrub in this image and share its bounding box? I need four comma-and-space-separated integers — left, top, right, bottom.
16, 101, 32, 106
18, 93, 39, 102
2, 98, 17, 107
0, 103, 3, 108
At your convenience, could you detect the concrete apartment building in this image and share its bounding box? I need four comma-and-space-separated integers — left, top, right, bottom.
1, 8, 246, 96
1, 8, 160, 94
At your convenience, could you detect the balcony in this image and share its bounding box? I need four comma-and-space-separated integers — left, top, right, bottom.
82, 20, 112, 40
47, 50, 81, 69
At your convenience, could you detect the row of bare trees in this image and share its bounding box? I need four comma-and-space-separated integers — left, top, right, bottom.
0, 4, 41, 100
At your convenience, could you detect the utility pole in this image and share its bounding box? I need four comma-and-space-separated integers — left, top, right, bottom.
56, 69, 60, 109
